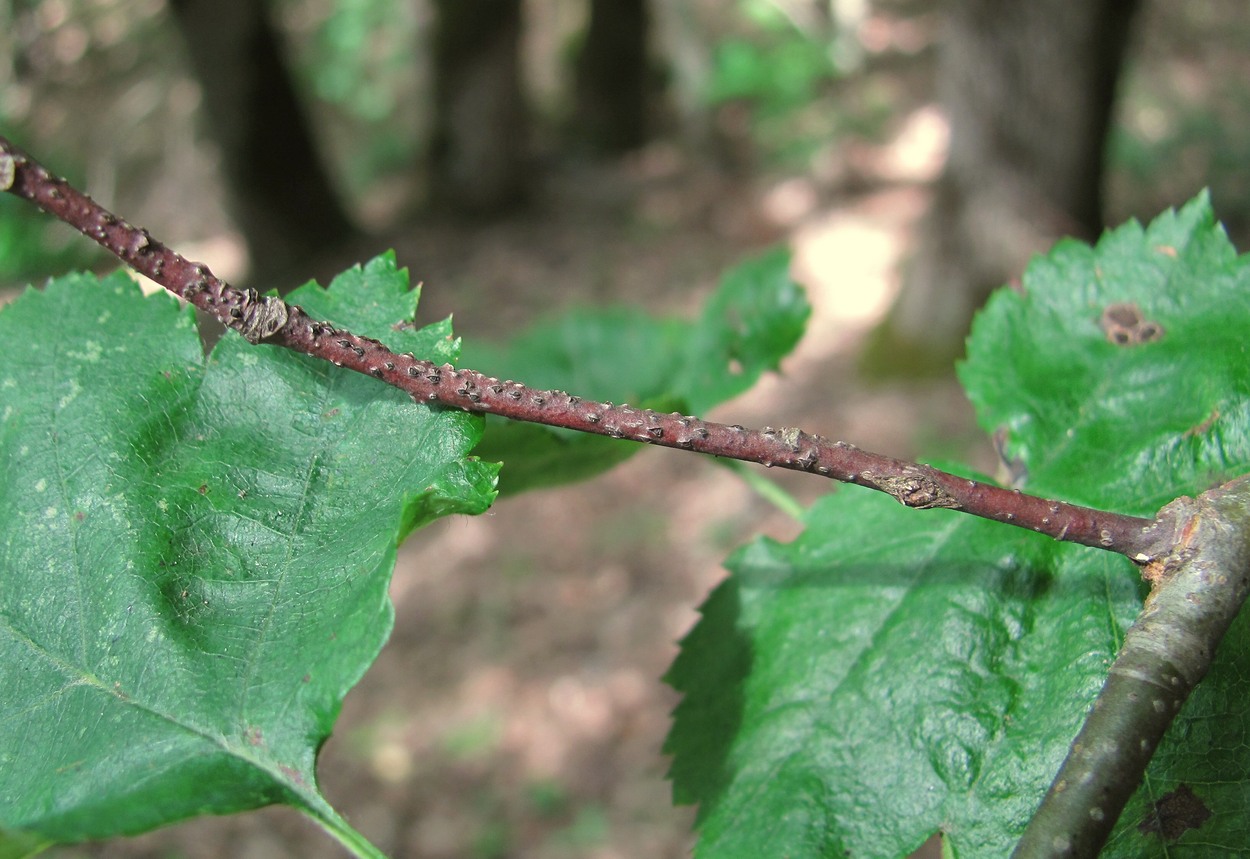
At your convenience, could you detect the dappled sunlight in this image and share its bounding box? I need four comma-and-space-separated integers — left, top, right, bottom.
790, 191, 915, 334
871, 103, 949, 183
767, 102, 949, 357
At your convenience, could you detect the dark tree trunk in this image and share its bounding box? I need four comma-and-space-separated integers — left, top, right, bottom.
868, 0, 1141, 373
428, 0, 528, 215
572, 0, 651, 154
166, 0, 356, 289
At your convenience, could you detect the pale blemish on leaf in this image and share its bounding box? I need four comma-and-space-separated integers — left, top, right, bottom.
67, 340, 103, 363
57, 379, 82, 409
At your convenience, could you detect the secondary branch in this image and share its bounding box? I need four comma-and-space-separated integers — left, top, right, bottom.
1011, 476, 1250, 858
0, 135, 1160, 559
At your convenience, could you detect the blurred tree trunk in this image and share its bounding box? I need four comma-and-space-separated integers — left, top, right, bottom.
166, 0, 356, 289
572, 0, 651, 154
867, 0, 1141, 373
428, 0, 528, 215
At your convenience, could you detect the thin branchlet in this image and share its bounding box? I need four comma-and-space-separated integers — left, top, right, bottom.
0, 135, 1161, 558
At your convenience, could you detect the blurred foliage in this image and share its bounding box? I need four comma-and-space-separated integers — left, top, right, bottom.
0, 192, 101, 286
1106, 1, 1250, 244
705, 4, 840, 114
698, 0, 899, 168
305, 0, 409, 121
460, 248, 809, 495
277, 0, 420, 194
703, 1, 846, 165
0, 4, 116, 286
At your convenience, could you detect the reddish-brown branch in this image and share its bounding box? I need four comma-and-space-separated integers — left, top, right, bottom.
0, 136, 1162, 559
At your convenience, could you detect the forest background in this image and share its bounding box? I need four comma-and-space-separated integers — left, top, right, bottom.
3, 1, 1250, 857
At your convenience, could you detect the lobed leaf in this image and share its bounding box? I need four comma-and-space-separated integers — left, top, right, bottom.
0, 254, 497, 850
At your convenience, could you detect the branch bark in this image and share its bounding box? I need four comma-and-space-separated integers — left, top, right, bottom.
1012, 476, 1250, 858
0, 135, 1159, 559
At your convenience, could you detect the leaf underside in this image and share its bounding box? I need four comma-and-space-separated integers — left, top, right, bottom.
666, 192, 1250, 857
0, 254, 497, 846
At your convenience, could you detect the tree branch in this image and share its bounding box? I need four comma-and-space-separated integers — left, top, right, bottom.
0, 135, 1160, 559
1011, 476, 1250, 858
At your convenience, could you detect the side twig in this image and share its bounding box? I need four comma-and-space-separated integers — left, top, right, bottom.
1012, 475, 1250, 858
0, 135, 1160, 559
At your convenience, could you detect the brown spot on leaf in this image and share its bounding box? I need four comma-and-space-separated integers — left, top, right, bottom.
1138, 784, 1212, 841
1100, 302, 1165, 346
1103, 303, 1142, 328
1155, 244, 1179, 258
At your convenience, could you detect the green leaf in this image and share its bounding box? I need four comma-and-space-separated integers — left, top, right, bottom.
961, 192, 1250, 853
1101, 606, 1250, 858
464, 307, 687, 400
0, 254, 497, 851
960, 191, 1250, 514
666, 487, 1140, 857
461, 307, 685, 494
461, 248, 808, 494
668, 194, 1250, 856
676, 247, 809, 415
